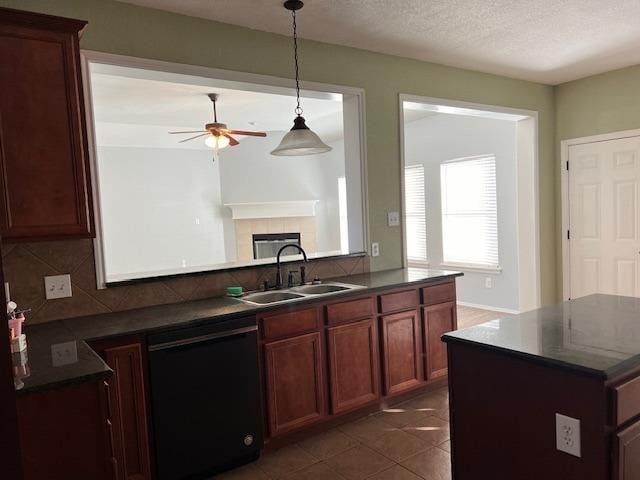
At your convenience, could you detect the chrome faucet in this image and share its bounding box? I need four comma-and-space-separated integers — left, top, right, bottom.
275, 243, 308, 289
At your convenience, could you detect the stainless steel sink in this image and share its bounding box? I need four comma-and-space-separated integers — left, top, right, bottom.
238, 282, 364, 306
241, 291, 305, 305
290, 284, 352, 295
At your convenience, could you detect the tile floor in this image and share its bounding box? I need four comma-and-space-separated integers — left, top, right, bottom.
217, 306, 507, 480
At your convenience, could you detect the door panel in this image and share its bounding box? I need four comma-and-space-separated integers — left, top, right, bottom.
264, 332, 325, 437
327, 318, 380, 414
613, 419, 640, 480
380, 310, 423, 395
424, 302, 456, 380
569, 137, 640, 299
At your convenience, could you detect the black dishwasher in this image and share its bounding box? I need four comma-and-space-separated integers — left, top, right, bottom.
148, 315, 263, 480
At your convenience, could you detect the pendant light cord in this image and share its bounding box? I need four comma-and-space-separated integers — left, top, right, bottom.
292, 9, 303, 116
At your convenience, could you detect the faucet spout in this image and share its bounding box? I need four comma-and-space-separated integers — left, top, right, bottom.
275, 243, 308, 289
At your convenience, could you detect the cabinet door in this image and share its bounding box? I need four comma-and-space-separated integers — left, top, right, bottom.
614, 420, 640, 480
264, 332, 325, 437
0, 10, 94, 241
327, 318, 380, 414
103, 343, 151, 480
424, 301, 457, 380
380, 310, 423, 396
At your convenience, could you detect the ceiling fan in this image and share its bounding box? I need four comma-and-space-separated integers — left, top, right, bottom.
169, 93, 267, 162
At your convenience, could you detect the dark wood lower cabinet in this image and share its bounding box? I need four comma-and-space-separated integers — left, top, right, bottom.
380, 310, 423, 395
327, 318, 380, 414
424, 301, 456, 380
93, 340, 152, 480
614, 419, 640, 480
17, 382, 108, 480
264, 332, 326, 437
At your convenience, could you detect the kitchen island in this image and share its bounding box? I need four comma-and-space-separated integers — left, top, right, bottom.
443, 294, 640, 480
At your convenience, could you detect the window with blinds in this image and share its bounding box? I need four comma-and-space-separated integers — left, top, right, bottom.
440, 155, 499, 269
404, 164, 428, 266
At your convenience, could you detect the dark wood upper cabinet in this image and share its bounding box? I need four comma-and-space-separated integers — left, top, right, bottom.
423, 301, 457, 380
327, 318, 380, 414
264, 332, 326, 437
0, 8, 94, 241
380, 309, 424, 395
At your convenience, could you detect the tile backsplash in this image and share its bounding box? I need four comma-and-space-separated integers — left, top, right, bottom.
2, 240, 369, 324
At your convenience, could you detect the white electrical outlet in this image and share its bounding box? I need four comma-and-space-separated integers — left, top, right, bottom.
387, 211, 400, 227
556, 413, 581, 457
485, 277, 492, 289
371, 242, 380, 257
44, 274, 72, 300
51, 341, 78, 367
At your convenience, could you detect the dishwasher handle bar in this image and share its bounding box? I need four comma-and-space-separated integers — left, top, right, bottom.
148, 325, 257, 352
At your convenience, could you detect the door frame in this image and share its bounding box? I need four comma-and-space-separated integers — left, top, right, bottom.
398, 94, 541, 311
560, 128, 640, 300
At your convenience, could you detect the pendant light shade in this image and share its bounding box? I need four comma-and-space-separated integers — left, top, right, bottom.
271, 116, 332, 156
272, 0, 332, 157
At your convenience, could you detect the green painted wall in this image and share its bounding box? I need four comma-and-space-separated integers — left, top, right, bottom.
2, 0, 558, 304
555, 65, 640, 297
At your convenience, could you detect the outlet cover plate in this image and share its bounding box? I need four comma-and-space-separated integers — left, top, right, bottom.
556, 413, 581, 457
44, 274, 72, 300
371, 242, 380, 257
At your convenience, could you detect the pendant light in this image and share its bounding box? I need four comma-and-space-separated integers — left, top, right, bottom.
271, 0, 332, 156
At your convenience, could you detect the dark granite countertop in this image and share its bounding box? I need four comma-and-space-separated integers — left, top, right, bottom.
444, 294, 640, 379
14, 322, 112, 395
16, 268, 461, 394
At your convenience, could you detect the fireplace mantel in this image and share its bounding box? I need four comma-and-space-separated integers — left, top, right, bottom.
224, 200, 319, 220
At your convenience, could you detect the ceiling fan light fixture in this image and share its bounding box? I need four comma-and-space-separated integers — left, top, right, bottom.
272, 0, 332, 157
205, 134, 230, 149
271, 116, 332, 156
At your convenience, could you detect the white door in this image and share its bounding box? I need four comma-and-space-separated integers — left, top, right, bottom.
569, 136, 640, 299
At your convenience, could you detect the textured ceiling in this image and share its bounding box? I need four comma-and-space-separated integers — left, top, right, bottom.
120, 0, 640, 85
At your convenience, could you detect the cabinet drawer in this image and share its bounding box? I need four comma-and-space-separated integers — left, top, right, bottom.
378, 289, 419, 314
326, 297, 373, 325
614, 376, 640, 426
422, 282, 456, 306
261, 307, 320, 340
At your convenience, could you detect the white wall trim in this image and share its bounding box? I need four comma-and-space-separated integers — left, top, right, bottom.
560, 127, 640, 301
456, 301, 520, 315
80, 50, 370, 287
398, 94, 541, 311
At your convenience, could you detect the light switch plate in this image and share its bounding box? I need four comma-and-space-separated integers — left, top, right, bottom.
556, 413, 581, 457
51, 341, 78, 367
44, 274, 72, 300
387, 211, 400, 227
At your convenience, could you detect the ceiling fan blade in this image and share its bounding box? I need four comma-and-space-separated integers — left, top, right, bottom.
168, 130, 207, 134
178, 133, 210, 143
224, 134, 240, 146
226, 130, 267, 137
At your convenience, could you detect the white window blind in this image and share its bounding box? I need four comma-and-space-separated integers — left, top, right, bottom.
440, 155, 499, 268
404, 164, 428, 266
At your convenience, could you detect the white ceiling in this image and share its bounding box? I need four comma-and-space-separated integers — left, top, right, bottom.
120, 0, 640, 85
90, 64, 344, 148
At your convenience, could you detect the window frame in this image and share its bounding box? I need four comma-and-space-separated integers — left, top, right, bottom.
440, 154, 501, 272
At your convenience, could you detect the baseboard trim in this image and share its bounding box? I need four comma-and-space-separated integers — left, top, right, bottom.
456, 301, 520, 315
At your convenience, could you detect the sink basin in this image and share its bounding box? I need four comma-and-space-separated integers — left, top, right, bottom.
241, 291, 304, 304
290, 284, 353, 295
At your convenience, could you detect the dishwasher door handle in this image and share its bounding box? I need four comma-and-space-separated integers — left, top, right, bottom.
148, 325, 258, 351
